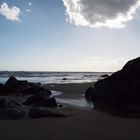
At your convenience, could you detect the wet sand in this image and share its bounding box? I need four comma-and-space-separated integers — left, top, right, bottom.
0, 82, 140, 140
45, 82, 94, 99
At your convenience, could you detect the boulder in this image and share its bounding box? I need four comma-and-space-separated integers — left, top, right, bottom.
0, 108, 25, 120
5, 76, 29, 93
85, 57, 140, 112
23, 95, 57, 107
0, 84, 5, 94
29, 107, 66, 119
23, 86, 45, 95
0, 99, 7, 108
37, 90, 52, 97
100, 74, 109, 78
6, 108, 25, 119
8, 101, 21, 108
85, 87, 94, 102
1, 76, 51, 97
62, 78, 67, 80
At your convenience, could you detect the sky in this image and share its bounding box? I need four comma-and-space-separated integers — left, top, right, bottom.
0, 0, 140, 72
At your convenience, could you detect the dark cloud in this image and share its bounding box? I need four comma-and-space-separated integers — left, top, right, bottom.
63, 0, 140, 28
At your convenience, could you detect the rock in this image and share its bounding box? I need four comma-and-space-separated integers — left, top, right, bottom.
85, 87, 94, 102
29, 82, 41, 87
0, 99, 7, 108
29, 107, 66, 119
37, 90, 52, 97
0, 84, 6, 94
23, 95, 57, 107
0, 108, 25, 120
5, 76, 29, 93
58, 104, 63, 108
1, 76, 51, 97
85, 57, 140, 112
45, 98, 57, 107
62, 78, 67, 80
100, 74, 109, 78
8, 101, 21, 108
6, 108, 25, 119
23, 86, 45, 95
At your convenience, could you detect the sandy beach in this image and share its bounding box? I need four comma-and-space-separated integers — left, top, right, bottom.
0, 82, 140, 140
1, 0, 140, 139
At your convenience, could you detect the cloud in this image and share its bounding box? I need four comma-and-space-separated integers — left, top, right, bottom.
0, 2, 21, 21
62, 0, 140, 28
28, 3, 32, 6
26, 9, 31, 12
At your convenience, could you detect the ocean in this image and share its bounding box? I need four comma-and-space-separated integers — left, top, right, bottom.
0, 71, 112, 84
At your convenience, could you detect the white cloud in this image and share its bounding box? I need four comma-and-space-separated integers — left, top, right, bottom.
62, 0, 140, 28
0, 2, 20, 21
28, 3, 32, 6
26, 9, 31, 12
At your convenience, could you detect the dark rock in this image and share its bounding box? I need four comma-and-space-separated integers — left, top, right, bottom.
100, 74, 109, 78
23, 95, 57, 107
5, 76, 29, 93
0, 84, 6, 94
1, 76, 51, 97
29, 82, 41, 87
0, 99, 6, 108
6, 109, 25, 119
23, 86, 45, 94
45, 98, 57, 107
85, 57, 140, 112
8, 101, 21, 108
62, 78, 67, 80
37, 90, 52, 97
85, 87, 94, 102
29, 107, 66, 119
58, 104, 63, 107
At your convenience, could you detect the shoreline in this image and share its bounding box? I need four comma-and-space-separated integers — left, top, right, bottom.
44, 82, 94, 99
0, 82, 140, 139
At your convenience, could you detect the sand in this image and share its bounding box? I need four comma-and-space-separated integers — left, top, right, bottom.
45, 82, 94, 99
0, 82, 140, 140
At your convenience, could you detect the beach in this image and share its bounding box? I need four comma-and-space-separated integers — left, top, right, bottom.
0, 82, 140, 140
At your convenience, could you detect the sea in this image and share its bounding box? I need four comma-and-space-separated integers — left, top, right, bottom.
0, 71, 112, 84
0, 71, 113, 108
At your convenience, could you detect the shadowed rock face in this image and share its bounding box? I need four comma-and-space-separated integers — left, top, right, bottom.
0, 99, 6, 108
5, 76, 29, 93
85, 57, 140, 111
23, 95, 57, 107
0, 76, 52, 96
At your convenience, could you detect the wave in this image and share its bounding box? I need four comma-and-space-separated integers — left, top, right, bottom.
0, 71, 112, 84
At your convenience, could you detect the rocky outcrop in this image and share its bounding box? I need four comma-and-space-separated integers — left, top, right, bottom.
0, 108, 25, 120
85, 87, 94, 102
0, 84, 5, 93
5, 76, 29, 93
100, 74, 109, 78
23, 95, 57, 107
0, 76, 52, 97
0, 99, 7, 108
62, 78, 67, 80
85, 57, 140, 113
6, 109, 25, 119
